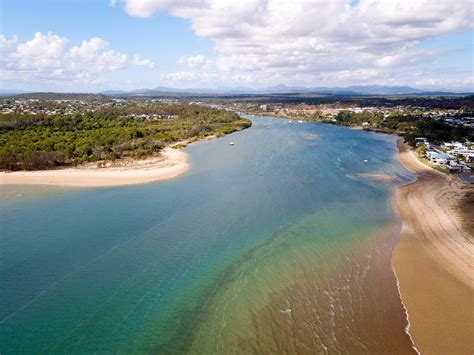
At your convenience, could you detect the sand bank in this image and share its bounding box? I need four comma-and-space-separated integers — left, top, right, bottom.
350, 172, 400, 183
393, 140, 474, 354
0, 147, 189, 187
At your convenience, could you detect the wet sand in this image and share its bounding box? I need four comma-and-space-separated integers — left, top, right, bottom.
0, 147, 189, 187
190, 220, 417, 354
459, 189, 474, 236
393, 140, 474, 354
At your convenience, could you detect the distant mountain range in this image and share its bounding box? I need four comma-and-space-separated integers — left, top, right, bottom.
0, 89, 28, 96
1, 85, 468, 97
100, 84, 459, 96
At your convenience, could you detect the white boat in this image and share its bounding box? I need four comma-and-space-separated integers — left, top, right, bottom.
363, 159, 368, 163
229, 142, 234, 146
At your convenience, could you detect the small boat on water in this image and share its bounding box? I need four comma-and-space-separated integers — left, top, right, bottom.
229, 142, 234, 146
363, 159, 368, 163
298, 120, 303, 123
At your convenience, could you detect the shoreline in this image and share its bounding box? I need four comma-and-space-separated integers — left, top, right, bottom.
0, 145, 190, 187
393, 139, 474, 354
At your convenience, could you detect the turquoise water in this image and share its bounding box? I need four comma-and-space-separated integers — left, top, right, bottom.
0, 116, 415, 353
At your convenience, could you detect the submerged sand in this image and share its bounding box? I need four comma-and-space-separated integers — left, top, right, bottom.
0, 147, 189, 187
393, 140, 474, 354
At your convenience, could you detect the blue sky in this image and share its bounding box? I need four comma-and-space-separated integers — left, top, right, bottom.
1, 0, 215, 66
1, 0, 473, 92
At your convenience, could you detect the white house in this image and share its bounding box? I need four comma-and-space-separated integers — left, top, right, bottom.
415, 137, 430, 148
428, 152, 455, 165
448, 161, 471, 172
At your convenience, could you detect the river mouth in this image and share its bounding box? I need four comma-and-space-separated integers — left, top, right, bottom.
1, 115, 416, 353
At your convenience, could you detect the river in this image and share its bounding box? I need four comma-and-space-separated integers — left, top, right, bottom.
0, 115, 416, 353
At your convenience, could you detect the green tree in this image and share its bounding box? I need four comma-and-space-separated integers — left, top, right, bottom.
415, 144, 428, 158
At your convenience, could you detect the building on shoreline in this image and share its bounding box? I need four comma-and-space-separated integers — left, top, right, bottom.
420, 139, 472, 173
427, 152, 455, 165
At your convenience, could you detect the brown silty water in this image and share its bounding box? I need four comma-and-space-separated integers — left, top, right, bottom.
190, 224, 417, 354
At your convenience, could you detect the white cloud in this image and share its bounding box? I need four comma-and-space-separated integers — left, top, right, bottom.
415, 77, 474, 89
67, 37, 127, 73
178, 54, 212, 69
132, 54, 156, 68
0, 32, 157, 86
122, 0, 474, 88
159, 71, 218, 85
124, 0, 194, 18
160, 71, 197, 81
0, 34, 18, 52
8, 32, 67, 72
231, 73, 253, 83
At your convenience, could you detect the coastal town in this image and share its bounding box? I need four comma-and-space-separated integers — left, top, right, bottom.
2, 95, 473, 182
234, 101, 474, 129
0, 96, 179, 116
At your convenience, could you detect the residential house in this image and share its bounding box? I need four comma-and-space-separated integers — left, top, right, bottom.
427, 152, 455, 165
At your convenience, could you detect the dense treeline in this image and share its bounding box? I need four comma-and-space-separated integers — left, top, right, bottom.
0, 103, 251, 171
332, 110, 472, 145
211, 94, 474, 109
403, 119, 472, 146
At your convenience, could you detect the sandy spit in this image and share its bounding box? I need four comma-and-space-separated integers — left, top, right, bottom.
393, 140, 474, 354
0, 146, 189, 187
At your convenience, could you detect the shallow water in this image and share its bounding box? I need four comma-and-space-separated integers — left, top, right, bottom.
0, 116, 416, 353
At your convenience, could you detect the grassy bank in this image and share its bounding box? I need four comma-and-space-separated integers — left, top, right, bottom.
417, 157, 449, 173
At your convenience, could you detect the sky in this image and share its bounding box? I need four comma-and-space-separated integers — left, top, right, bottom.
0, 0, 473, 92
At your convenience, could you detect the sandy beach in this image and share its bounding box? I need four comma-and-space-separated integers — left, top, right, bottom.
0, 146, 189, 187
393, 140, 474, 354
